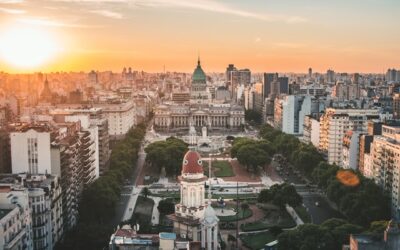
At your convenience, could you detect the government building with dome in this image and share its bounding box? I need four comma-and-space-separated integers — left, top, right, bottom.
153, 58, 245, 132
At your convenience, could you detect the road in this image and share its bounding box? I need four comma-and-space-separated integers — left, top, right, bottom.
301, 192, 343, 224
110, 124, 150, 227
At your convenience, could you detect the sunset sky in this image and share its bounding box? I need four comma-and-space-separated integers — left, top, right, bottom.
0, 0, 399, 73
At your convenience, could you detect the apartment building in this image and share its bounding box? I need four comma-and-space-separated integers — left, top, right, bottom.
0, 185, 33, 250
9, 122, 96, 231
342, 130, 362, 170
274, 95, 319, 135
95, 100, 136, 139
51, 107, 110, 176
319, 108, 380, 165
370, 123, 400, 218
303, 115, 320, 148
0, 174, 63, 250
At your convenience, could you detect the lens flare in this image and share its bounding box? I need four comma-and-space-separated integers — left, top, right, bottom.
336, 170, 360, 187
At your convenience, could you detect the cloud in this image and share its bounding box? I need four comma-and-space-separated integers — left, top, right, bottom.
132, 0, 307, 23
90, 9, 123, 19
273, 42, 305, 49
53, 0, 307, 23
17, 17, 105, 28
255, 37, 261, 43
0, 7, 25, 14
0, 0, 24, 3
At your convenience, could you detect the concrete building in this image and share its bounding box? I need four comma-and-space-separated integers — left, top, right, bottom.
0, 174, 63, 250
95, 100, 136, 139
393, 93, 400, 119
0, 128, 11, 173
370, 123, 400, 217
225, 65, 251, 102
0, 184, 33, 250
319, 108, 380, 165
274, 95, 319, 135
348, 220, 400, 250
332, 81, 360, 101
342, 130, 362, 170
51, 107, 110, 176
10, 122, 96, 231
303, 115, 320, 148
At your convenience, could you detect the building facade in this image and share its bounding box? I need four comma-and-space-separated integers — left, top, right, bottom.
154, 59, 244, 132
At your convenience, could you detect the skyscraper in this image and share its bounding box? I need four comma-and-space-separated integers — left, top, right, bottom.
263, 73, 277, 99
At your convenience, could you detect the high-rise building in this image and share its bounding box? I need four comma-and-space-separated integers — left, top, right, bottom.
10, 122, 97, 231
51, 107, 110, 176
308, 68, 312, 78
386, 68, 399, 82
393, 93, 400, 119
225, 64, 251, 101
326, 69, 335, 83
0, 128, 11, 173
263, 73, 277, 99
278, 76, 289, 95
319, 108, 380, 165
274, 95, 319, 135
370, 123, 400, 217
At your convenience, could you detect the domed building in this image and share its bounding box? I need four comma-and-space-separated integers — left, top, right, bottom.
168, 149, 219, 249
154, 58, 245, 133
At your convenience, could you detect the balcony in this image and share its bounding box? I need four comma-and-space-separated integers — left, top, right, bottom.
4, 229, 26, 250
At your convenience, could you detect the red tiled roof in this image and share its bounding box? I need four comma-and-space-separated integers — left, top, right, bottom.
182, 150, 203, 174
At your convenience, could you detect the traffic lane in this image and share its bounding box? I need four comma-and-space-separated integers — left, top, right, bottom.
302, 193, 344, 224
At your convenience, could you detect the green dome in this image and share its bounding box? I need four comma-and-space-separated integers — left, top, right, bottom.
192, 58, 206, 84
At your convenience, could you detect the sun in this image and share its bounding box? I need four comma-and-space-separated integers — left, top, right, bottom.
0, 26, 59, 69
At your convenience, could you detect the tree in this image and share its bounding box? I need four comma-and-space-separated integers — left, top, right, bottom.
141, 187, 151, 198
157, 199, 175, 215
240, 202, 249, 213
245, 109, 262, 124
237, 144, 269, 172
145, 137, 188, 176
270, 225, 283, 237
258, 184, 302, 208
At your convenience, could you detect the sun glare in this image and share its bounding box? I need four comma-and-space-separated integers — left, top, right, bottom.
0, 26, 59, 69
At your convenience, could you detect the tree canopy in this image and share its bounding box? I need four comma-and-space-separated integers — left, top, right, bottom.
145, 137, 188, 176
258, 183, 302, 208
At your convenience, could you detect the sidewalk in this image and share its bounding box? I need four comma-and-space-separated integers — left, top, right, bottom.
150, 196, 162, 225
122, 186, 143, 221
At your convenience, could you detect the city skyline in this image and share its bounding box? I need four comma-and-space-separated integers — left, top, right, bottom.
0, 0, 400, 73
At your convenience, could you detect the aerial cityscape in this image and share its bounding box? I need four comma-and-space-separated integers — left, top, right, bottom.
0, 1, 400, 250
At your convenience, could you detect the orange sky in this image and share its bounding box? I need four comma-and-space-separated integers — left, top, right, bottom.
0, 0, 399, 73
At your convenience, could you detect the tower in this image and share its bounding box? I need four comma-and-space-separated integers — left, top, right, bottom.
170, 149, 219, 249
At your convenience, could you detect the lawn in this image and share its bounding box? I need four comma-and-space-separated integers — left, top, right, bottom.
132, 195, 155, 226
241, 209, 296, 232
294, 205, 311, 223
240, 232, 276, 250
213, 161, 235, 177
204, 160, 235, 177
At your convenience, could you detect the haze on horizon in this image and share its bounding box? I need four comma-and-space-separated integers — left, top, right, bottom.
0, 0, 399, 73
